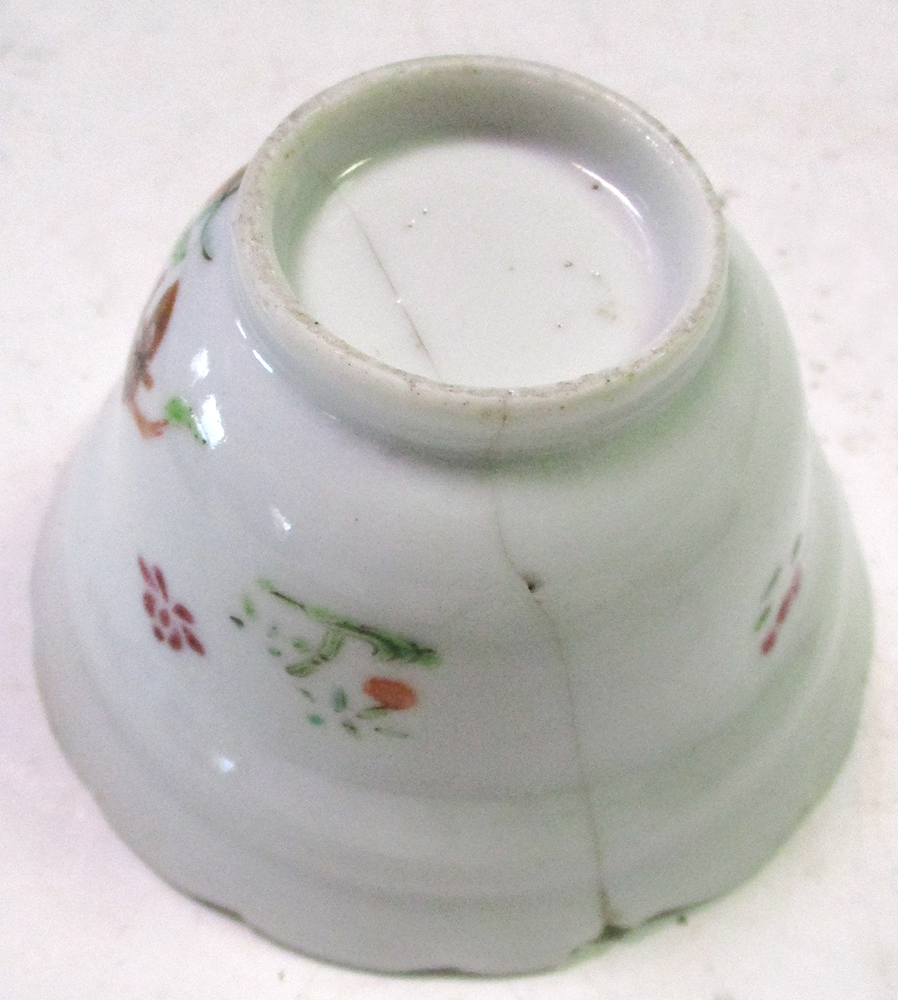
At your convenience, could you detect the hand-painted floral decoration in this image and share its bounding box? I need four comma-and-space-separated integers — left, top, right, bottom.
123, 167, 245, 441
123, 280, 180, 439
171, 167, 245, 265
230, 580, 439, 738
755, 535, 802, 655
139, 556, 205, 655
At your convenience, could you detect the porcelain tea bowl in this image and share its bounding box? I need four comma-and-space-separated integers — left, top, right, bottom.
33, 57, 872, 975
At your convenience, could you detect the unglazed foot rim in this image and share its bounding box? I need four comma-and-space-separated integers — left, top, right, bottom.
233, 55, 728, 458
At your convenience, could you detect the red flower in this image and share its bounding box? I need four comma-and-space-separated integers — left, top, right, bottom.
760, 564, 802, 656
776, 566, 802, 626
139, 556, 204, 655
363, 676, 417, 711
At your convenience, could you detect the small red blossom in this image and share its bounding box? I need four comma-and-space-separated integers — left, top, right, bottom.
761, 629, 777, 655
776, 566, 802, 626
363, 676, 417, 711
139, 556, 205, 655
760, 564, 802, 656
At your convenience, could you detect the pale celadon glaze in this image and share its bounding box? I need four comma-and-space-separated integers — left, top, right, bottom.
32, 57, 872, 974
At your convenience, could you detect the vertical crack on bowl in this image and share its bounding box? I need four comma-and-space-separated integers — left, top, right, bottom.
491, 483, 612, 935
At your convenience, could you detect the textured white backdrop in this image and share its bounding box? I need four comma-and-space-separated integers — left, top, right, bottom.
2, 1, 897, 997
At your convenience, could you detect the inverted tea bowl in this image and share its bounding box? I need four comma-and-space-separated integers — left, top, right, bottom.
33, 56, 872, 974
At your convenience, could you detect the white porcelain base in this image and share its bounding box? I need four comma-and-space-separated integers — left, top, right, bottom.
33, 435, 871, 974
30, 59, 873, 976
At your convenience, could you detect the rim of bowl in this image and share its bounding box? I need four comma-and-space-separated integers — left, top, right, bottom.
232, 55, 728, 458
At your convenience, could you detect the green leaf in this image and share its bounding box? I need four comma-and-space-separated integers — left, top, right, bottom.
283, 629, 344, 676
318, 629, 346, 660
754, 606, 772, 632
352, 626, 440, 667
200, 170, 244, 260
199, 205, 218, 261
332, 687, 348, 712
164, 396, 207, 444
171, 230, 189, 265
307, 714, 324, 726
356, 706, 389, 720
261, 582, 303, 609
260, 582, 440, 667
761, 566, 781, 602
303, 608, 440, 667
285, 660, 321, 678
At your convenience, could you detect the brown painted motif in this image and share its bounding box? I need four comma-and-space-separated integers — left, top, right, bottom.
123, 165, 245, 440
123, 281, 180, 438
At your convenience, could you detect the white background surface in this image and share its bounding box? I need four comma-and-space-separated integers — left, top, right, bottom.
3, 1, 897, 997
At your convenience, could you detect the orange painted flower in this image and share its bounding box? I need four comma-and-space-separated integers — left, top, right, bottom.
363, 676, 417, 711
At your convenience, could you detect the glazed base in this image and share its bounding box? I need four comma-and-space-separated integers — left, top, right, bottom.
32, 441, 871, 975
